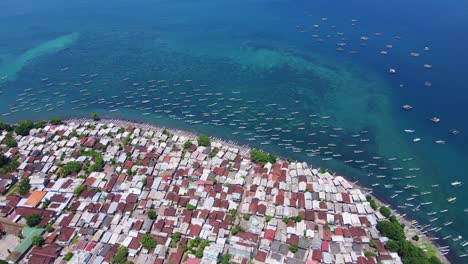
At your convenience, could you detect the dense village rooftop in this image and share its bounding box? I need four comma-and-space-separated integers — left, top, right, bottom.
0, 120, 437, 264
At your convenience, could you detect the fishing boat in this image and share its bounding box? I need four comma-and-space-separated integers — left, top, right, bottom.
404, 129, 415, 133
451, 181, 462, 187
435, 140, 445, 144
389, 68, 396, 74
431, 117, 441, 123
413, 138, 421, 142
424, 64, 433, 69
447, 197, 457, 203
402, 104, 413, 110
450, 129, 460, 135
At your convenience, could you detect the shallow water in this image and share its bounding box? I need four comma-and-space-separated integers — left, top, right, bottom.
1, 0, 468, 260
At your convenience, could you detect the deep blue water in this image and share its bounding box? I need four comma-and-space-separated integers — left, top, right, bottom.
1, 0, 468, 261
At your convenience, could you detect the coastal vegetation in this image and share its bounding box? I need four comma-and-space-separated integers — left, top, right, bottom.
14, 120, 35, 136
91, 113, 100, 121
250, 149, 276, 164
197, 134, 211, 147
371, 199, 442, 264
49, 117, 63, 125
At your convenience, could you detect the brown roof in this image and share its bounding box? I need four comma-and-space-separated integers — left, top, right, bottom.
25, 191, 47, 207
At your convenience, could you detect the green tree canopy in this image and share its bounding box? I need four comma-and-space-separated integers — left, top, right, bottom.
32, 235, 44, 246
91, 113, 100, 121
49, 117, 63, 125
197, 134, 211, 147
61, 161, 82, 177
290, 244, 298, 253
111, 246, 128, 264
141, 234, 157, 250
380, 206, 391, 218
18, 178, 31, 196
250, 149, 276, 164
147, 209, 157, 220
26, 214, 42, 227
183, 140, 192, 149
14, 120, 35, 136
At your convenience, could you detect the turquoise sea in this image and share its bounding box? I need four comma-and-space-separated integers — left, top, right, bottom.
1, 0, 468, 261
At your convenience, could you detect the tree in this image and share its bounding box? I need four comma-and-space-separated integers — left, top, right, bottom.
183, 140, 192, 150
219, 254, 231, 264
265, 215, 272, 223
73, 185, 87, 197
376, 221, 405, 241
290, 244, 298, 253
89, 155, 104, 172
14, 120, 34, 136
18, 178, 31, 196
4, 137, 17, 148
49, 117, 62, 125
32, 235, 44, 246
250, 149, 276, 164
141, 234, 157, 250
41, 199, 50, 209
385, 240, 400, 252
412, 235, 419, 241
61, 161, 82, 176
243, 213, 250, 221
26, 214, 42, 227
169, 232, 182, 247
112, 246, 128, 264
0, 155, 19, 174
64, 252, 74, 261
0, 122, 13, 132
147, 209, 157, 220
380, 206, 391, 218
186, 204, 196, 211
290, 215, 302, 223
91, 113, 100, 121
45, 224, 54, 233
231, 225, 245, 236
197, 134, 211, 147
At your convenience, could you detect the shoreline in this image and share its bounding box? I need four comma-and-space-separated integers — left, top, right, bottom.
63, 116, 450, 263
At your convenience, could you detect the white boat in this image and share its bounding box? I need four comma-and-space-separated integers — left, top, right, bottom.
451, 181, 462, 187
413, 138, 421, 142
404, 129, 415, 133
